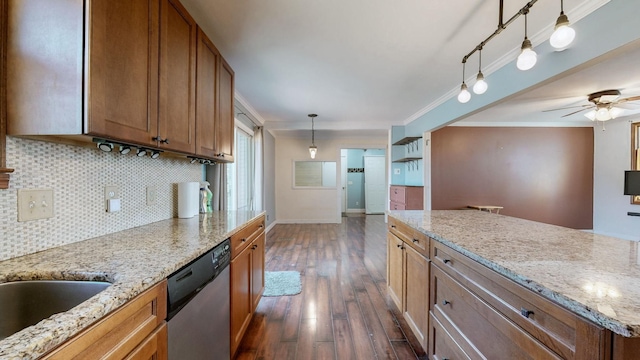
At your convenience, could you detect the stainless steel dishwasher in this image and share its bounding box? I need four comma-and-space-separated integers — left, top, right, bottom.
167, 238, 231, 359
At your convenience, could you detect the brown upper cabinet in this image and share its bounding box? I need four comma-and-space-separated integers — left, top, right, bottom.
7, 0, 232, 161
195, 27, 234, 162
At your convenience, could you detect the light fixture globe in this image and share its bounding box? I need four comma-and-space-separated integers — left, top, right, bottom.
609, 107, 623, 119
309, 145, 318, 159
458, 83, 471, 103
550, 13, 575, 50
595, 106, 611, 121
473, 72, 488, 95
517, 39, 537, 71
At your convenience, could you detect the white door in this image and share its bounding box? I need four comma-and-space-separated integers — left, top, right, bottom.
364, 155, 386, 214
341, 152, 347, 214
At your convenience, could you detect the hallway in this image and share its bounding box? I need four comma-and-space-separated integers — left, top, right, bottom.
234, 215, 426, 359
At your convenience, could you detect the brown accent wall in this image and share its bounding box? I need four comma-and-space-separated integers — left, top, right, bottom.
431, 127, 594, 229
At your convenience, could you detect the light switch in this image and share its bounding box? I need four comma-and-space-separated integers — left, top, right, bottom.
18, 188, 54, 222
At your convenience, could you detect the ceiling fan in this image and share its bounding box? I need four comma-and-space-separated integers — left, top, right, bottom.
544, 89, 640, 121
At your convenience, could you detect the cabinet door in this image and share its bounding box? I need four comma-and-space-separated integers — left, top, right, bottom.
251, 232, 265, 311
404, 245, 429, 349
195, 27, 219, 158
231, 246, 252, 356
158, 0, 196, 153
216, 56, 235, 162
387, 233, 404, 311
87, 0, 159, 146
124, 322, 168, 360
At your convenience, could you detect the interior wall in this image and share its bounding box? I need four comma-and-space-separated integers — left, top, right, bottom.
0, 137, 202, 261
263, 130, 276, 228
431, 127, 594, 229
275, 134, 387, 223
593, 117, 640, 240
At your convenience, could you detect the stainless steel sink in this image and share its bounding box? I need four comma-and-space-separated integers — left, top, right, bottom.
0, 280, 111, 340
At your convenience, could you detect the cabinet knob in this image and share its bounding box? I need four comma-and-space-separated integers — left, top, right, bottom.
391, 225, 396, 228
442, 300, 451, 306
443, 259, 451, 264
241, 238, 247, 243
520, 307, 534, 318
160, 138, 169, 144
396, 244, 404, 249
252, 244, 258, 250
412, 239, 419, 243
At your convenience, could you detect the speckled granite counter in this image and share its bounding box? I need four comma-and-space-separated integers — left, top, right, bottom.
0, 210, 264, 359
388, 210, 640, 338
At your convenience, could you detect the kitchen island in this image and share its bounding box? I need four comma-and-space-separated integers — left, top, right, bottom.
0, 211, 264, 359
388, 210, 640, 359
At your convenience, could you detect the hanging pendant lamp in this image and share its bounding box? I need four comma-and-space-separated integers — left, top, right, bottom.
308, 114, 318, 159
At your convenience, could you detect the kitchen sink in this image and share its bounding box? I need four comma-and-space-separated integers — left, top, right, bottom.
0, 280, 111, 340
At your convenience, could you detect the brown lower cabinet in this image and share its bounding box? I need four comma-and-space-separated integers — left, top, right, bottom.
387, 215, 640, 359
230, 215, 266, 356
43, 280, 167, 360
387, 217, 430, 350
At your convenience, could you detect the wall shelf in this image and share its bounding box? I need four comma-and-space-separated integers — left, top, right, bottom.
392, 136, 422, 146
393, 157, 421, 163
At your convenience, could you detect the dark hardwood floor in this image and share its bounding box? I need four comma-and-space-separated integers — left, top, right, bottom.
234, 215, 427, 360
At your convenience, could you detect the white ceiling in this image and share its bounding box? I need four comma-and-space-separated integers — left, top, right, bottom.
180, 0, 619, 136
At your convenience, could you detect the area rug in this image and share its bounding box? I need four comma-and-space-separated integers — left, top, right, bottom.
263, 271, 302, 297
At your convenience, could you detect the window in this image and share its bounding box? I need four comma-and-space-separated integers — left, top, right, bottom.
227, 121, 254, 211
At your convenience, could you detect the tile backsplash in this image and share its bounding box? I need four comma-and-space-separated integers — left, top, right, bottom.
0, 137, 203, 261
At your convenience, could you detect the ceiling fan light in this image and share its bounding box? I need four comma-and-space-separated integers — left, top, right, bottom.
458, 83, 471, 103
609, 107, 624, 119
517, 39, 537, 71
550, 13, 575, 50
596, 107, 611, 121
473, 72, 488, 95
584, 110, 596, 121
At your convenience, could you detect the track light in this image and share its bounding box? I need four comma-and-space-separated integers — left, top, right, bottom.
150, 150, 161, 159
97, 141, 114, 152
550, 0, 575, 50
118, 145, 131, 155
473, 49, 487, 95
457, 61, 471, 103
517, 11, 537, 71
136, 148, 148, 157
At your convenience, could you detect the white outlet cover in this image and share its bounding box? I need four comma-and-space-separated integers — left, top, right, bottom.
146, 185, 157, 206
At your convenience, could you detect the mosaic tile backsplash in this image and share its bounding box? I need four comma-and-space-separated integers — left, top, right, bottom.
0, 137, 203, 261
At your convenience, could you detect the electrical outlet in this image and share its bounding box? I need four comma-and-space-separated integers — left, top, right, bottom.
146, 185, 157, 206
105, 185, 120, 212
18, 188, 54, 221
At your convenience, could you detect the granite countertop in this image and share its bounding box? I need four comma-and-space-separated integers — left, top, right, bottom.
388, 210, 640, 338
0, 210, 264, 360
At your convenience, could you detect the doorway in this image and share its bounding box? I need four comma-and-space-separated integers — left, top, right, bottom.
341, 148, 386, 216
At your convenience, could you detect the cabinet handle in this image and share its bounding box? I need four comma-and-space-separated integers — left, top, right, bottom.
216, 153, 225, 158
520, 307, 534, 318
391, 225, 396, 228
412, 239, 419, 243
396, 244, 404, 249
442, 300, 450, 306
252, 244, 258, 250
160, 138, 169, 144
443, 259, 451, 264
241, 238, 247, 243
152, 136, 169, 144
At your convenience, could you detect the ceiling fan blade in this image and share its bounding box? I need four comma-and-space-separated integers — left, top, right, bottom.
618, 96, 640, 104
561, 108, 590, 117
542, 104, 591, 112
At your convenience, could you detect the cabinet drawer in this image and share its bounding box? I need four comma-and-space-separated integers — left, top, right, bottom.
431, 241, 606, 359
389, 200, 405, 211
231, 215, 265, 259
428, 312, 472, 360
388, 216, 429, 257
390, 186, 406, 203
44, 280, 167, 360
431, 265, 562, 360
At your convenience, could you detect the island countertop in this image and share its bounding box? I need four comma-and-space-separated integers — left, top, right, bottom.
0, 210, 264, 360
388, 210, 640, 338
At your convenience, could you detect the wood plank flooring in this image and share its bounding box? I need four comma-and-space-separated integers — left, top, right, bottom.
234, 215, 427, 360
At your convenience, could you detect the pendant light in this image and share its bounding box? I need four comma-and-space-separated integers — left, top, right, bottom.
473, 49, 488, 95
517, 10, 537, 71
308, 114, 318, 159
457, 61, 471, 103
550, 0, 576, 50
